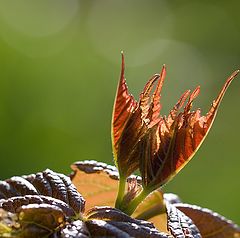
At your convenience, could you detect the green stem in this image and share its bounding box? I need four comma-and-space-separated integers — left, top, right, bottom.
122, 188, 150, 216
115, 175, 126, 209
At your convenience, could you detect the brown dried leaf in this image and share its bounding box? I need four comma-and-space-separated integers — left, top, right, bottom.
176, 203, 240, 238
85, 206, 171, 238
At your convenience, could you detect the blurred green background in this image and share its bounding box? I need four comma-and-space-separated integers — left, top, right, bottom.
0, 0, 239, 223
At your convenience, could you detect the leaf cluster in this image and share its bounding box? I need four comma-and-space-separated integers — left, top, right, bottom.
0, 161, 239, 237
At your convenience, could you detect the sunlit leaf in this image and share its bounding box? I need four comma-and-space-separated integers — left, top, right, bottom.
0, 169, 85, 215
132, 189, 169, 234
71, 160, 119, 211
60, 220, 90, 238
85, 206, 171, 238
166, 202, 201, 238
17, 203, 66, 237
112, 52, 137, 160
133, 189, 165, 220
111, 54, 239, 193
24, 169, 85, 214
176, 203, 240, 238
71, 160, 143, 212
0, 195, 76, 217
0, 208, 19, 237
163, 193, 182, 205
138, 70, 239, 190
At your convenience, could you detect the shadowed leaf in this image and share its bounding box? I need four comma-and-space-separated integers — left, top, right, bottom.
0, 169, 85, 215
0, 195, 76, 217
19, 204, 65, 231
176, 203, 240, 238
0, 209, 19, 237
166, 203, 201, 238
24, 169, 85, 214
85, 206, 171, 238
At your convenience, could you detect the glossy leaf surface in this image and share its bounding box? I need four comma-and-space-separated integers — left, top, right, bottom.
0, 169, 85, 215
176, 203, 240, 238
166, 203, 201, 238
112, 54, 239, 189
85, 206, 170, 238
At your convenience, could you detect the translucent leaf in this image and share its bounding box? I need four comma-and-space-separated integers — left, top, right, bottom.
16, 203, 66, 237
133, 189, 169, 234
176, 203, 240, 238
112, 52, 137, 161
133, 189, 165, 221
71, 160, 119, 211
138, 70, 239, 189
71, 160, 142, 212
111, 54, 239, 190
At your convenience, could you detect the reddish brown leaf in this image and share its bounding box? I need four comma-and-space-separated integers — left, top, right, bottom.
19, 204, 65, 231
176, 203, 240, 238
85, 206, 171, 238
112, 52, 137, 162
25, 169, 85, 214
138, 70, 239, 190
112, 53, 164, 177
112, 54, 239, 190
71, 160, 119, 211
166, 203, 201, 238
0, 195, 76, 217
71, 160, 141, 212
0, 170, 85, 215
